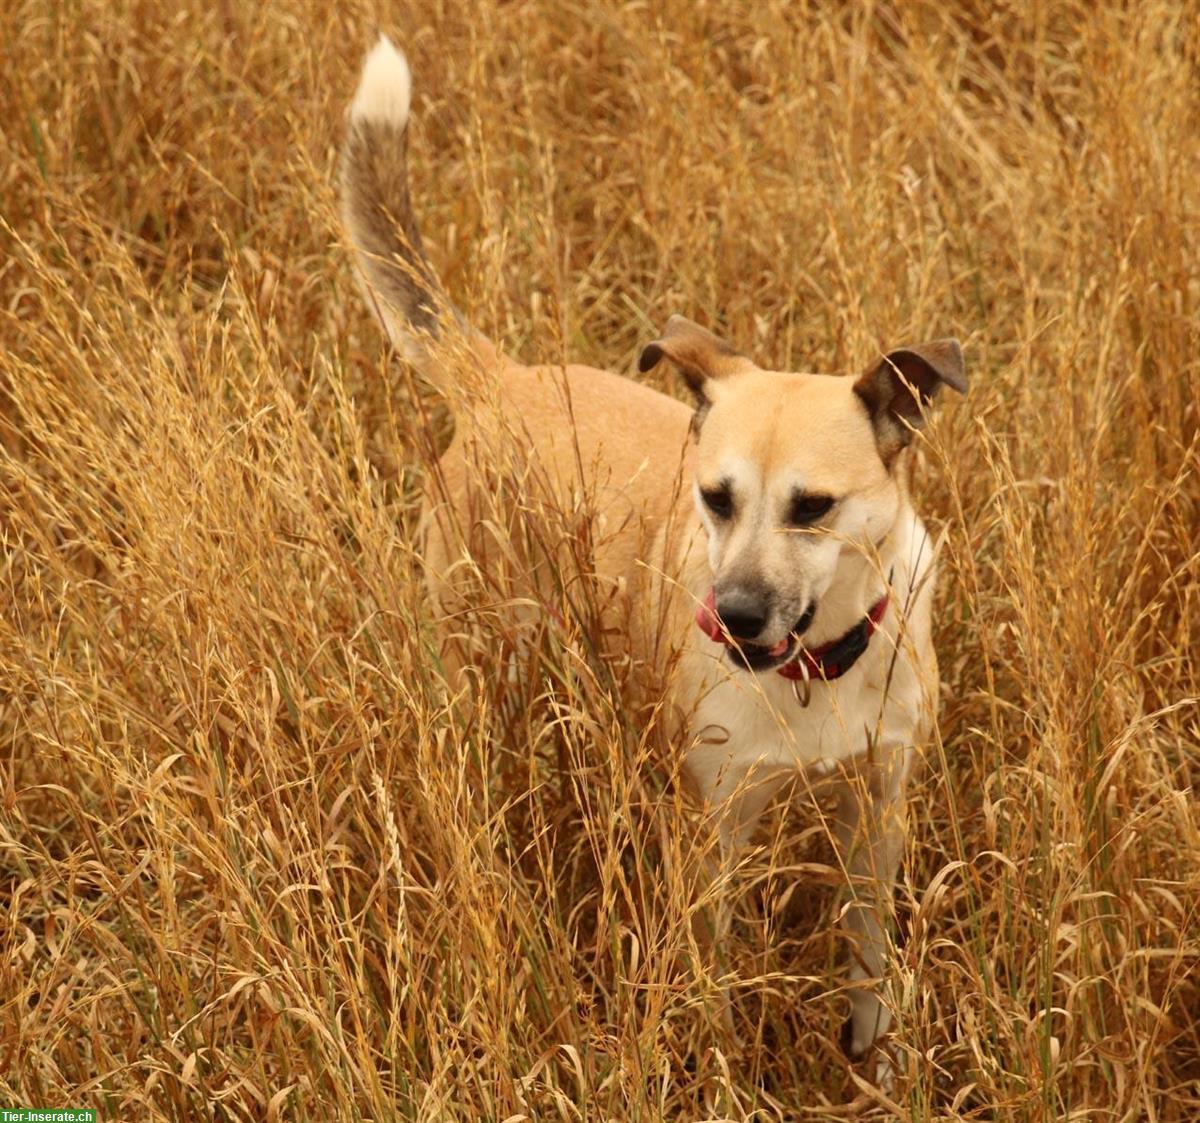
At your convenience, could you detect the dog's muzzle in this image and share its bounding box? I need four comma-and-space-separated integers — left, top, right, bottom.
696, 588, 806, 670
696, 586, 890, 683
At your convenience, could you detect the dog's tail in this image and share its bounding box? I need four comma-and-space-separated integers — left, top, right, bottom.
341, 37, 489, 376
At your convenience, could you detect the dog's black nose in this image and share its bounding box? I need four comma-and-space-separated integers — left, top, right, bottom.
715, 588, 769, 641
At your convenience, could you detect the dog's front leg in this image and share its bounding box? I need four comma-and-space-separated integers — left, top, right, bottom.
692, 768, 781, 947
687, 761, 784, 1033
832, 760, 908, 1062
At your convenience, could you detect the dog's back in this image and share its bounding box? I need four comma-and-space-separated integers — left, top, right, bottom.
340, 38, 705, 665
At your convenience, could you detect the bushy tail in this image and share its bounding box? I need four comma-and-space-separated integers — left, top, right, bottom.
340, 37, 446, 369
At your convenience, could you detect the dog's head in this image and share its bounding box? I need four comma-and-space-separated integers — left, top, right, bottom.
640, 316, 966, 671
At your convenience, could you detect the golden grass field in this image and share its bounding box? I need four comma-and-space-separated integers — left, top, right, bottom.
2, 1, 1198, 1119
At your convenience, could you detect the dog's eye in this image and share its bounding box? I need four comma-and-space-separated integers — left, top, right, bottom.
788, 494, 835, 525
701, 486, 734, 519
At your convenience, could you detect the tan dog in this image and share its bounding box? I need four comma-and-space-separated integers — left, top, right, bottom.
341, 37, 966, 1070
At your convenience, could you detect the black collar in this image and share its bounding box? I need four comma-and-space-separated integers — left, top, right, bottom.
777, 590, 890, 685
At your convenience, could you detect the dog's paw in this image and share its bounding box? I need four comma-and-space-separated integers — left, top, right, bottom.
872, 1050, 896, 1094
840, 1016, 896, 1092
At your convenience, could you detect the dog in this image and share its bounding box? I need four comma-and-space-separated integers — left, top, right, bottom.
340, 35, 966, 1073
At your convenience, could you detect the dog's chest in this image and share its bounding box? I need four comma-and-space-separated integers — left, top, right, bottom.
681, 636, 926, 799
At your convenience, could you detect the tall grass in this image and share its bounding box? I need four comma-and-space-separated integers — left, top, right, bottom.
1, 1, 1197, 1118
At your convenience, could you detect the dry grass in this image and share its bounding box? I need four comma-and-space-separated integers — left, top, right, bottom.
2, 1, 1199, 1119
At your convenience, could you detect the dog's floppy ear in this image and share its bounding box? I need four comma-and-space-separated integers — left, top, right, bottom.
638, 315, 756, 405
854, 338, 966, 459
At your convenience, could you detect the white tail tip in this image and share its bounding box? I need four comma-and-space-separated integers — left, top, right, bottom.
350, 35, 412, 126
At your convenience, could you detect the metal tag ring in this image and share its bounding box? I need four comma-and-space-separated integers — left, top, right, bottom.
790, 658, 812, 708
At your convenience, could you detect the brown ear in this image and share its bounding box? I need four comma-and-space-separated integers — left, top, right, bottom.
638, 315, 756, 403
854, 338, 966, 458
